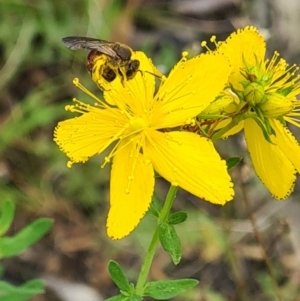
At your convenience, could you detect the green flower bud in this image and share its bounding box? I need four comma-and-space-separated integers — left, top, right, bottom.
259, 94, 294, 118
201, 96, 235, 116
243, 82, 265, 106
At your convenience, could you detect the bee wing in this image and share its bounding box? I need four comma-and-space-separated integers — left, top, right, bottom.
61, 36, 117, 58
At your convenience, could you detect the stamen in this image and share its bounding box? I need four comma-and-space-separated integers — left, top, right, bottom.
266, 51, 280, 71
285, 116, 300, 128
99, 126, 129, 168
72, 78, 110, 109
125, 136, 144, 193
100, 118, 148, 169
64, 98, 102, 114
201, 41, 211, 52
181, 51, 189, 62
201, 36, 220, 52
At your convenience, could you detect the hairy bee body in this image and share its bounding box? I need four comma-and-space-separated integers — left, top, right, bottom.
62, 36, 140, 85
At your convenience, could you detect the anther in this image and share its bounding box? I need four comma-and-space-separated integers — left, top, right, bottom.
182, 51, 189, 58
67, 161, 73, 168
201, 41, 207, 48
73, 78, 79, 86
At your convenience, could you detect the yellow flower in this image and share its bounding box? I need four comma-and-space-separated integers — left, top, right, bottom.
210, 26, 300, 199
54, 51, 234, 239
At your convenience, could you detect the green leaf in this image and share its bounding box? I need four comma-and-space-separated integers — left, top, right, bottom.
252, 113, 275, 143
148, 196, 162, 218
226, 157, 242, 170
278, 116, 286, 127
0, 218, 53, 258
168, 212, 187, 225
0, 279, 44, 301
0, 200, 15, 236
144, 279, 198, 299
104, 293, 142, 301
104, 294, 129, 301
158, 222, 182, 264
127, 295, 142, 301
108, 261, 130, 292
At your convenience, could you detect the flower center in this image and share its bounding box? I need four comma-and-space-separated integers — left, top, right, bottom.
129, 116, 148, 133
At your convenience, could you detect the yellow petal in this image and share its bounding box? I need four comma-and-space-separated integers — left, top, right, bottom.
244, 118, 296, 199
218, 26, 266, 90
145, 130, 234, 204
270, 119, 300, 172
152, 52, 231, 128
54, 109, 125, 163
107, 141, 155, 239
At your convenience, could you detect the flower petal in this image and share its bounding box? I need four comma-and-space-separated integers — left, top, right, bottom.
218, 26, 266, 90
270, 119, 300, 172
152, 52, 231, 128
145, 130, 234, 204
244, 118, 296, 199
107, 141, 155, 239
54, 109, 126, 164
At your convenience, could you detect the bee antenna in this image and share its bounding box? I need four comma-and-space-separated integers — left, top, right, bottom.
140, 70, 162, 79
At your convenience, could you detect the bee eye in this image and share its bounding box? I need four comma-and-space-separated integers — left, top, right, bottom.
125, 60, 140, 79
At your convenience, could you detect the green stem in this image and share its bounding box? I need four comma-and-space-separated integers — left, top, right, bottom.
135, 185, 178, 294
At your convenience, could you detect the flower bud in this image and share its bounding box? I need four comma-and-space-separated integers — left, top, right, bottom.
259, 94, 294, 118
201, 96, 235, 116
243, 82, 265, 106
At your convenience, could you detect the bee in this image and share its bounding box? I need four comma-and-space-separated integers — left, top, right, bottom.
61, 36, 140, 85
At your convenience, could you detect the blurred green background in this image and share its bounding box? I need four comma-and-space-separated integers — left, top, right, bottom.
1, 0, 300, 300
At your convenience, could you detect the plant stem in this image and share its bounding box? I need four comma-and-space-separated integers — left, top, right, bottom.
135, 185, 178, 294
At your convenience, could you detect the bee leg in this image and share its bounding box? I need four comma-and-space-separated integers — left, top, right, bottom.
95, 80, 112, 91
93, 64, 113, 91
118, 67, 128, 86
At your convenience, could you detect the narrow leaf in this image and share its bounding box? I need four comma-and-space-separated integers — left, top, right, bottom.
104, 293, 142, 301
128, 295, 142, 301
108, 261, 130, 292
158, 222, 182, 264
0, 279, 44, 301
226, 157, 242, 170
0, 200, 15, 236
0, 218, 53, 258
104, 294, 128, 301
144, 279, 198, 299
168, 212, 187, 225
253, 115, 274, 143
148, 196, 162, 218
